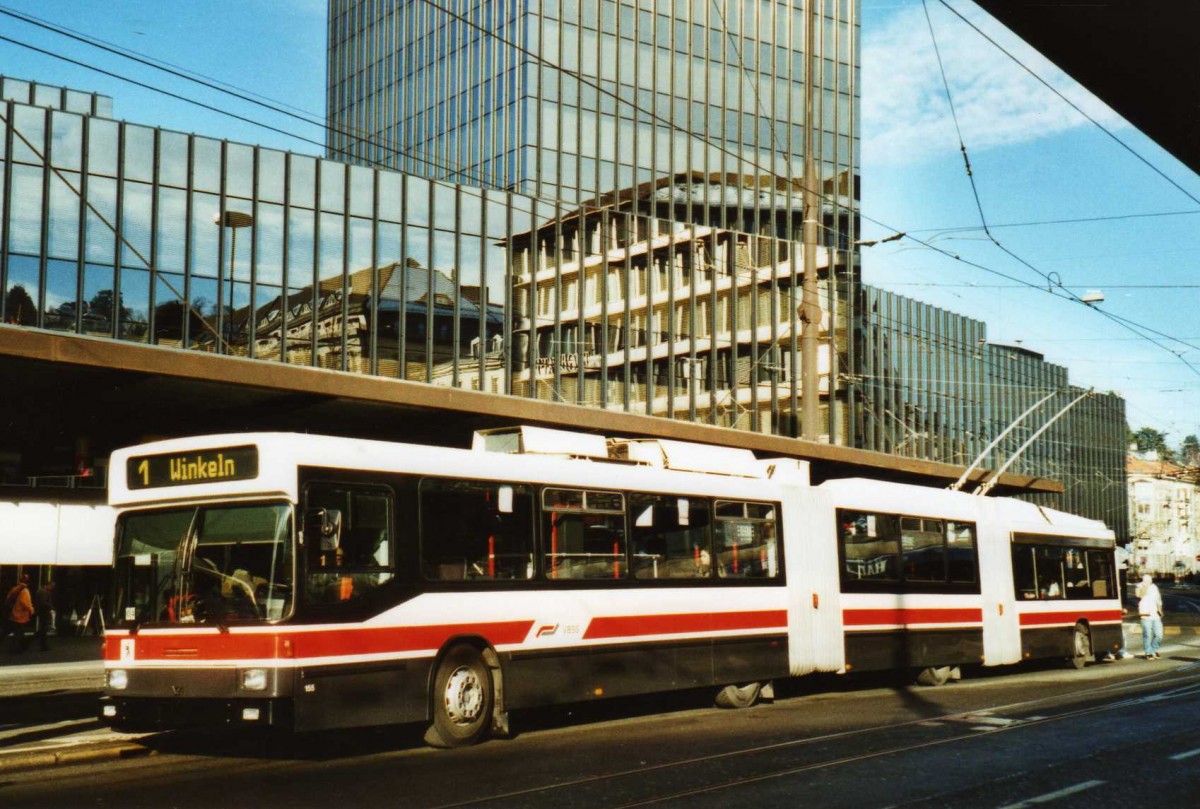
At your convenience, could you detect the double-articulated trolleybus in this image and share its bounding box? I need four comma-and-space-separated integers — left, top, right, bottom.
100, 427, 1122, 746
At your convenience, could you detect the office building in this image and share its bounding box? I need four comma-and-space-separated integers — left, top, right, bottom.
856, 285, 1128, 535
327, 0, 860, 437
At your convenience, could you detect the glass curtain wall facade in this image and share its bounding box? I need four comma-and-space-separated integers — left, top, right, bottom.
328, 1, 859, 205
985, 343, 1070, 506
1060, 388, 1127, 537
327, 0, 861, 438
855, 285, 1129, 537
855, 285, 987, 465
0, 86, 523, 386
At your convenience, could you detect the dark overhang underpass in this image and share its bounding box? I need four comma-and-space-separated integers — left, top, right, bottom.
974, 0, 1200, 176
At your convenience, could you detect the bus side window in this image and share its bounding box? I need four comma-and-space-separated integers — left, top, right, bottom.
542, 488, 626, 580
303, 483, 395, 606
1035, 546, 1065, 599
838, 510, 899, 583
419, 478, 535, 581
900, 517, 944, 582
946, 521, 977, 584
1012, 546, 1037, 599
1086, 550, 1114, 598
630, 494, 712, 580
714, 501, 779, 579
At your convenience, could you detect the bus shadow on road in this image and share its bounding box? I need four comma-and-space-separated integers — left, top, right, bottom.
130, 654, 1172, 762
510, 687, 733, 736
137, 723, 429, 762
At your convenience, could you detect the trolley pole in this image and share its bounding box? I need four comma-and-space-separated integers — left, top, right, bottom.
974, 388, 1094, 496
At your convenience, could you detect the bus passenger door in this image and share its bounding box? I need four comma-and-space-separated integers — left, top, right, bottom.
784, 489, 844, 675
977, 503, 1020, 665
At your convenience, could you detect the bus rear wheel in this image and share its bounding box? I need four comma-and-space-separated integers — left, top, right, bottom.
715, 682, 762, 709
1068, 623, 1091, 670
425, 645, 494, 748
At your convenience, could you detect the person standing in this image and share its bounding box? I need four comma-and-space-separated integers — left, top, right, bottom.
1136, 574, 1164, 660
2, 574, 35, 652
33, 581, 55, 651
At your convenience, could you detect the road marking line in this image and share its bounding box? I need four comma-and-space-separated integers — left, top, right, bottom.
997, 779, 1106, 809
1169, 747, 1200, 761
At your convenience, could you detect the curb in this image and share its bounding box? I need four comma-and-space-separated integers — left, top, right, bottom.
1124, 624, 1200, 636
0, 739, 153, 774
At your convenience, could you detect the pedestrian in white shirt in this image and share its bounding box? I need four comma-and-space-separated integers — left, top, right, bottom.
1136, 574, 1164, 659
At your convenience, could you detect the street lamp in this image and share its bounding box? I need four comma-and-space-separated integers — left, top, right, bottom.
215, 210, 254, 350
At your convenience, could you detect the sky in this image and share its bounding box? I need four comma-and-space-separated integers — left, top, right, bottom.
2, 0, 1199, 444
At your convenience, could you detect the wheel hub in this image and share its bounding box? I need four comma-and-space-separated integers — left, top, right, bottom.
443, 666, 483, 725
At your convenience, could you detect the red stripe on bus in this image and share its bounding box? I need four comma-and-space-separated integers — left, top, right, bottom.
105, 620, 535, 663
842, 607, 983, 626
583, 610, 787, 640
1019, 609, 1123, 626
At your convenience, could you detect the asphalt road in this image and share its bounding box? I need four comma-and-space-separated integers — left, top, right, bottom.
4, 635, 1200, 809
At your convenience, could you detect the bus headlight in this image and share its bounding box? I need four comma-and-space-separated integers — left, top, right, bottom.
240, 668, 269, 692
107, 669, 129, 690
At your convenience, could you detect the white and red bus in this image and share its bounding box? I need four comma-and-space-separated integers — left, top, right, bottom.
99, 427, 1122, 746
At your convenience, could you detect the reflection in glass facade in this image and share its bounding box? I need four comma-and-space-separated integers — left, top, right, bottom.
328, 1, 858, 205
0, 90, 516, 384
327, 0, 861, 436
858, 286, 1128, 536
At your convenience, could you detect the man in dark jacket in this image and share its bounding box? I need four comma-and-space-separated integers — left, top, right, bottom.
33, 581, 55, 651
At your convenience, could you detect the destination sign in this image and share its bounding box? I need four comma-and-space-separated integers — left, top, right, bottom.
127, 445, 259, 489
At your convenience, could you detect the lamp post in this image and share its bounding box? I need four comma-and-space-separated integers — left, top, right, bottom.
215, 210, 254, 350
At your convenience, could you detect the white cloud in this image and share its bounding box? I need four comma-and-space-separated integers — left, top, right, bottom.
862, 2, 1127, 166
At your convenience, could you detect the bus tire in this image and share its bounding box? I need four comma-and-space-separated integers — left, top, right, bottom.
1068, 623, 1091, 670
715, 682, 762, 709
425, 645, 494, 748
916, 666, 952, 687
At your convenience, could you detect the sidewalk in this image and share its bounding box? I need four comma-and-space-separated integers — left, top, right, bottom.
0, 634, 104, 697
0, 634, 149, 774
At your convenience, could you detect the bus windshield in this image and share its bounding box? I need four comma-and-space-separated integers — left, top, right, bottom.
112, 502, 294, 626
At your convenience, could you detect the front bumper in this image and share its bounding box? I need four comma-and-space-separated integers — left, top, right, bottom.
99, 696, 293, 731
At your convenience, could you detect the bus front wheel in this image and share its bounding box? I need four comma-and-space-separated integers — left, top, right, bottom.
425, 645, 494, 748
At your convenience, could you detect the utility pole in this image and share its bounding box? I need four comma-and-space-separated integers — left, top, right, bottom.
800, 0, 821, 440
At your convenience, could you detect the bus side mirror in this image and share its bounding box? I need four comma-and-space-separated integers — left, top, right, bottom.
305, 508, 343, 552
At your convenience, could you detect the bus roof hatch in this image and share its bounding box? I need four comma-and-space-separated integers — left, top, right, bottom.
472, 426, 609, 459
608, 438, 763, 478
